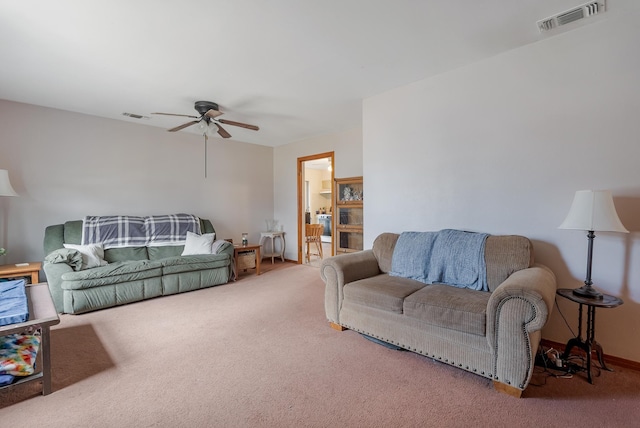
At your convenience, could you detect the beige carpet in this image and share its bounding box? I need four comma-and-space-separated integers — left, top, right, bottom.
2, 262, 640, 427
304, 242, 331, 268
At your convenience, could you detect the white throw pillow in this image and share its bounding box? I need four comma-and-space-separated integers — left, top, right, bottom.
181, 231, 216, 255
63, 243, 108, 270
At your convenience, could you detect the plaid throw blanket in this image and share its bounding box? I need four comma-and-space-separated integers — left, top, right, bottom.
81, 214, 201, 249
145, 214, 202, 246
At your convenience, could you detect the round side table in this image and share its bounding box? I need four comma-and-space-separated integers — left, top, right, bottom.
259, 231, 285, 264
556, 288, 623, 384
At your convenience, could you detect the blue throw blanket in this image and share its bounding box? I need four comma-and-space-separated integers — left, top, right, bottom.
0, 279, 28, 326
82, 214, 201, 249
390, 229, 489, 291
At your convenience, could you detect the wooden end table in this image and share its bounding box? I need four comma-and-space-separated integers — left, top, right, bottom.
0, 283, 60, 395
556, 288, 623, 384
233, 244, 261, 278
0, 262, 42, 284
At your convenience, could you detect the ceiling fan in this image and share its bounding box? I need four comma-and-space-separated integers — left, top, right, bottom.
152, 101, 259, 139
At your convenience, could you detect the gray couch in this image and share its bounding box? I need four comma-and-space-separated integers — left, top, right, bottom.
320, 232, 557, 397
43, 218, 234, 314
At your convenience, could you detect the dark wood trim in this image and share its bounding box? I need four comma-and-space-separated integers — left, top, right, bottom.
541, 339, 640, 372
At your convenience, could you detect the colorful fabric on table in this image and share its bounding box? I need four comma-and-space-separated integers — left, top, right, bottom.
0, 333, 40, 376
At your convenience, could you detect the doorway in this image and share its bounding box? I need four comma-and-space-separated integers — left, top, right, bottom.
297, 152, 334, 265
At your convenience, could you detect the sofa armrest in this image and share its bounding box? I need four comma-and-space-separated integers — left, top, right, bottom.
486, 264, 556, 389
43, 261, 75, 313
214, 240, 234, 257
212, 240, 234, 279
320, 250, 380, 324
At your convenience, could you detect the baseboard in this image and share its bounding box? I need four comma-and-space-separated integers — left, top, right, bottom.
541, 339, 640, 372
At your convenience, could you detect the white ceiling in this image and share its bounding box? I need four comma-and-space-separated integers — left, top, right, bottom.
0, 0, 630, 147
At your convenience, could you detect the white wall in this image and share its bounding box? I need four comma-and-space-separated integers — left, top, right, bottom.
0, 100, 274, 263
273, 127, 362, 261
364, 12, 640, 362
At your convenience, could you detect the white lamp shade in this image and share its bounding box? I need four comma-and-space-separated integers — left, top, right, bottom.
559, 190, 628, 233
0, 169, 18, 197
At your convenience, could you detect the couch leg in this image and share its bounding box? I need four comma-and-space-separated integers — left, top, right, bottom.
493, 381, 522, 398
329, 322, 346, 331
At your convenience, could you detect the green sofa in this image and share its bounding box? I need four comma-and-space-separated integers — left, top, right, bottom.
43, 218, 233, 314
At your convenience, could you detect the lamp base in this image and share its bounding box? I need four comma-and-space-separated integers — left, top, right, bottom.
572, 285, 603, 299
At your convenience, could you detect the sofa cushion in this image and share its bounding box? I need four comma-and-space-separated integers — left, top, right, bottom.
372, 233, 400, 274
43, 224, 65, 256
61, 260, 163, 289
104, 246, 149, 263
63, 220, 84, 245
159, 254, 231, 274
344, 274, 425, 313
147, 246, 184, 260
403, 285, 490, 336
485, 235, 533, 292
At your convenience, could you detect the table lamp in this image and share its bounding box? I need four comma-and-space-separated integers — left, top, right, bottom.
0, 169, 18, 256
0, 169, 18, 197
559, 190, 628, 299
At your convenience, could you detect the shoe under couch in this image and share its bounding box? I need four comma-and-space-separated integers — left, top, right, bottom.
43, 214, 234, 314
320, 230, 557, 397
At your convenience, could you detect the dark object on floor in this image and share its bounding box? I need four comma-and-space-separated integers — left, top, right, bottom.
361, 334, 404, 350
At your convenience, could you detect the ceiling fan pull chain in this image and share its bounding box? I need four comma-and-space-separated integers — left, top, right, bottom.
204, 134, 208, 178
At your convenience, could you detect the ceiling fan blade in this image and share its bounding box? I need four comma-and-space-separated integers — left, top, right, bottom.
168, 120, 200, 132
152, 112, 199, 119
216, 123, 232, 138
217, 118, 259, 131
204, 109, 223, 119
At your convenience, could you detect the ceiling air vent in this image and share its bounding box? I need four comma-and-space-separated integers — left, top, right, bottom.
537, 1, 605, 33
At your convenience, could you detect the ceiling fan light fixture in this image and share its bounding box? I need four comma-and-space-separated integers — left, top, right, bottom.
153, 101, 258, 139
207, 122, 218, 137
206, 122, 218, 137
196, 119, 218, 137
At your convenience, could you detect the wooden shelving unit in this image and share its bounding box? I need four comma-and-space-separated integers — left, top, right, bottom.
334, 176, 363, 254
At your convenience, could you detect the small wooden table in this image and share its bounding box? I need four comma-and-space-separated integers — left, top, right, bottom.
0, 283, 60, 395
233, 244, 261, 278
0, 262, 41, 284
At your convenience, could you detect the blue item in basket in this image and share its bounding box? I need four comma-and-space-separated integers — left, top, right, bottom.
0, 279, 29, 326
0, 373, 15, 386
